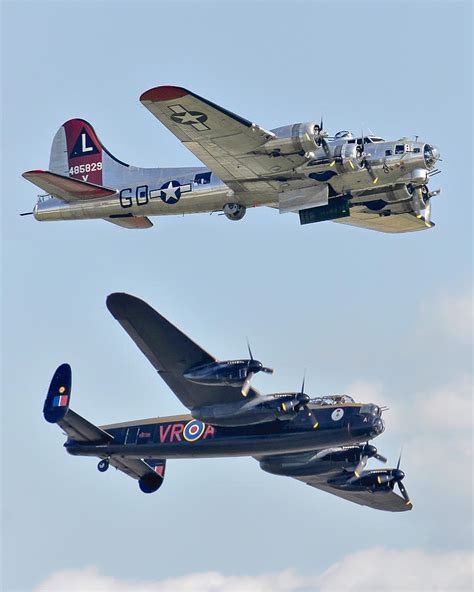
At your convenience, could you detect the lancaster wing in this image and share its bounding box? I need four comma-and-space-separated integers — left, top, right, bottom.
106, 292, 260, 409
298, 475, 411, 511
140, 85, 292, 194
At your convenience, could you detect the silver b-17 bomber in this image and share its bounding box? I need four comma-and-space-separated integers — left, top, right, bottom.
23, 85, 441, 233
43, 293, 412, 512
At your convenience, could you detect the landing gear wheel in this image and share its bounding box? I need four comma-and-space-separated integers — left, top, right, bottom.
98, 459, 109, 472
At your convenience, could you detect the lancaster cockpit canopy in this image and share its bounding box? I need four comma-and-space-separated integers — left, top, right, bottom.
309, 394, 355, 406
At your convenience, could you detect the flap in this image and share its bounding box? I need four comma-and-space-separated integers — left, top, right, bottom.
279, 184, 328, 213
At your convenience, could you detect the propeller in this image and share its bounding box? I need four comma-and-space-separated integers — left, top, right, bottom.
241, 340, 274, 397
357, 132, 378, 184
353, 444, 387, 477
391, 449, 411, 506
293, 374, 319, 429
315, 118, 332, 161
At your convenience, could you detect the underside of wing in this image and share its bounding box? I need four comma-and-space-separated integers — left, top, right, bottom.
22, 170, 117, 202
106, 292, 260, 409
140, 85, 299, 194
300, 476, 411, 512
333, 207, 433, 233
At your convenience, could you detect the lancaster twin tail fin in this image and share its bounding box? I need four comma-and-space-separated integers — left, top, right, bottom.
43, 364, 165, 492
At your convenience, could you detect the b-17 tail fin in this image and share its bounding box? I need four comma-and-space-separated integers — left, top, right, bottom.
49, 118, 130, 187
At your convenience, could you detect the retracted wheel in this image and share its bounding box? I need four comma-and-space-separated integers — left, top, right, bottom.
97, 459, 110, 472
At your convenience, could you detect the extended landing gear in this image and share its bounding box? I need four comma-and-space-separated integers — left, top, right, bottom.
223, 203, 246, 221
97, 459, 110, 472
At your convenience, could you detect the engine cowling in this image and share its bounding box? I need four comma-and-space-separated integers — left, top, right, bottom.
139, 472, 164, 494
263, 122, 320, 157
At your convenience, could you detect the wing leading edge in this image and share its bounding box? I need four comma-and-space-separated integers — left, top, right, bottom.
295, 475, 411, 512
106, 293, 260, 409
139, 85, 293, 193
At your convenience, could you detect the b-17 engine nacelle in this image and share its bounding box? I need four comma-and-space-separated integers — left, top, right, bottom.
263, 122, 320, 158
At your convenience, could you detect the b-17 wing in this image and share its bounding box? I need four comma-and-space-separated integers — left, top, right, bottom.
140, 86, 295, 194
106, 293, 260, 409
334, 208, 433, 233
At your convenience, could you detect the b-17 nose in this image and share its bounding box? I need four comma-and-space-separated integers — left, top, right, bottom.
424, 143, 440, 168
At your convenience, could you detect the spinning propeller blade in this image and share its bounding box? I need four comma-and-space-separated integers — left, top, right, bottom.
295, 373, 318, 428
241, 373, 254, 397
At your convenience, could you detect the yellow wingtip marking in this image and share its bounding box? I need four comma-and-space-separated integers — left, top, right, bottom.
282, 403, 287, 412
313, 422, 319, 429
329, 160, 336, 167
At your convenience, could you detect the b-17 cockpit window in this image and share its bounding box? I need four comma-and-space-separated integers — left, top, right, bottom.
369, 137, 384, 143
395, 145, 405, 154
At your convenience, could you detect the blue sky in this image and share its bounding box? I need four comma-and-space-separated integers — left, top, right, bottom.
1, 1, 472, 591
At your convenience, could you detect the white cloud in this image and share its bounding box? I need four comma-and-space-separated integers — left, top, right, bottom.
35, 548, 474, 592
35, 567, 308, 592
317, 547, 473, 592
420, 286, 473, 345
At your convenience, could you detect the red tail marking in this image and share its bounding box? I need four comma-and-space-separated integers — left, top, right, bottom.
64, 119, 103, 185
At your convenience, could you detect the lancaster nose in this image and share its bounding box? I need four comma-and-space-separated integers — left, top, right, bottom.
372, 418, 385, 435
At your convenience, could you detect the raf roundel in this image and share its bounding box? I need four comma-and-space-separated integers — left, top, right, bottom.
331, 408, 344, 421
183, 419, 206, 442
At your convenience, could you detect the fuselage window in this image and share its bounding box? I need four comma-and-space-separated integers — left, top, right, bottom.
395, 145, 405, 154
385, 149, 392, 156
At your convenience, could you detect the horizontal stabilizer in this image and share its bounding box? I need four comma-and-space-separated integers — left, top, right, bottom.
106, 215, 153, 229
22, 170, 116, 202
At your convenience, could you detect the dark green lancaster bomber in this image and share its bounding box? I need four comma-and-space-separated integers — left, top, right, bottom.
43, 293, 412, 512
